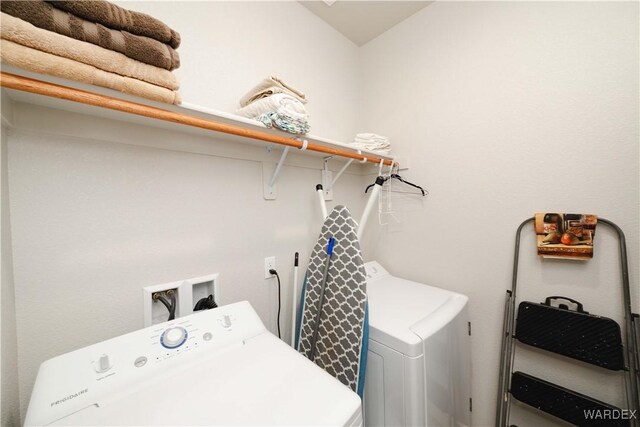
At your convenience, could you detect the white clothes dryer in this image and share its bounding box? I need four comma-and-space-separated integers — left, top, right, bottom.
25, 301, 362, 426
363, 261, 472, 427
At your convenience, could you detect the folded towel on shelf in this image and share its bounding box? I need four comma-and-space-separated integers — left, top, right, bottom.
240, 76, 307, 107
350, 132, 391, 154
46, 0, 181, 49
257, 112, 310, 135
350, 144, 391, 155
1, 1, 180, 71
236, 94, 309, 121
0, 13, 179, 90
0, 39, 181, 105
354, 133, 389, 144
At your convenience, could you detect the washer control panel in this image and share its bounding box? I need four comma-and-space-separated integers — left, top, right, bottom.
160, 326, 188, 349
25, 301, 267, 427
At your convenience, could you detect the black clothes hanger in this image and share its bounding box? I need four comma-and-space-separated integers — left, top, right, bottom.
389, 174, 427, 196
364, 174, 427, 196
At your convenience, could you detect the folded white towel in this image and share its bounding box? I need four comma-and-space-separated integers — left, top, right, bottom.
355, 133, 389, 143
356, 133, 389, 140
350, 132, 391, 154
239, 76, 307, 107
236, 94, 309, 121
350, 142, 391, 155
351, 140, 391, 148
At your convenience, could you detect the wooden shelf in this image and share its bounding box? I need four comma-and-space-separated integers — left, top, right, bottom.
0, 65, 394, 166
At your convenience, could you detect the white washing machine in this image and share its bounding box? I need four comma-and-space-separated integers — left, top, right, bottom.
363, 261, 472, 427
25, 301, 362, 426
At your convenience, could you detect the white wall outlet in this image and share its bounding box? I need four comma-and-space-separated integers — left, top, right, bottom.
143, 273, 220, 326
264, 256, 276, 279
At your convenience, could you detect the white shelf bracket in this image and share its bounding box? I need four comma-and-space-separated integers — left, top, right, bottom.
269, 146, 290, 188
263, 146, 290, 200
321, 157, 334, 201
321, 156, 355, 201
330, 158, 354, 189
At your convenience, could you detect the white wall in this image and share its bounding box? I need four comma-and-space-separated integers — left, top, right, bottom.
4, 1, 367, 421
360, 2, 639, 426
2, 123, 20, 426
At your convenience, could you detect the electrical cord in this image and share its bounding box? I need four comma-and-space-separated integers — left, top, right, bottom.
269, 269, 282, 339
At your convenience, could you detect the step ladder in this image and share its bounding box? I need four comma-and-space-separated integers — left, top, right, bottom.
496, 217, 639, 427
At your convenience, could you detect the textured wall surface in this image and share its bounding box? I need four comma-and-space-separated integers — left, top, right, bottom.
360, 2, 639, 425
2, 124, 20, 426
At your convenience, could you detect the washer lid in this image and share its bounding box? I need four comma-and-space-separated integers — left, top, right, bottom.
48, 334, 361, 426
365, 261, 469, 357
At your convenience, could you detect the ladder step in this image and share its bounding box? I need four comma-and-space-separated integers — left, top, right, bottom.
510, 372, 630, 427
515, 300, 624, 370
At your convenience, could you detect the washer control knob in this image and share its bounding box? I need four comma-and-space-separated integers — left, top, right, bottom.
221, 315, 232, 328
161, 326, 188, 349
95, 354, 112, 373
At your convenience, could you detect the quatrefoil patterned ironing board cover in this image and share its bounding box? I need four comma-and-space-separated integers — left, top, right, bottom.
296, 205, 368, 397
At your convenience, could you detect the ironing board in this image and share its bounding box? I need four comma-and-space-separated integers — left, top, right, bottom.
296, 205, 368, 396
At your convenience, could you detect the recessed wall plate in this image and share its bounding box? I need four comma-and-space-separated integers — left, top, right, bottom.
143, 273, 220, 326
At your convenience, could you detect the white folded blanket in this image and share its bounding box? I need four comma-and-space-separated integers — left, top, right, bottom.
236, 94, 309, 121
350, 143, 391, 155
351, 132, 391, 154
354, 132, 389, 143
239, 76, 307, 107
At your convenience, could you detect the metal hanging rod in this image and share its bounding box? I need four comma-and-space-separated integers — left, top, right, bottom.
0, 72, 394, 166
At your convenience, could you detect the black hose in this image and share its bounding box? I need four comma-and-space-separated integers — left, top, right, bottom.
156, 295, 171, 312
168, 292, 176, 320
194, 294, 218, 311
156, 294, 176, 321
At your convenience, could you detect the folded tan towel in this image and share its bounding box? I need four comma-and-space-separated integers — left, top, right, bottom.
1, 13, 179, 90
1, 1, 180, 71
0, 39, 181, 105
239, 76, 307, 107
47, 0, 180, 49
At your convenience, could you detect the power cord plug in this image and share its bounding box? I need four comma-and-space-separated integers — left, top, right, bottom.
269, 269, 282, 339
